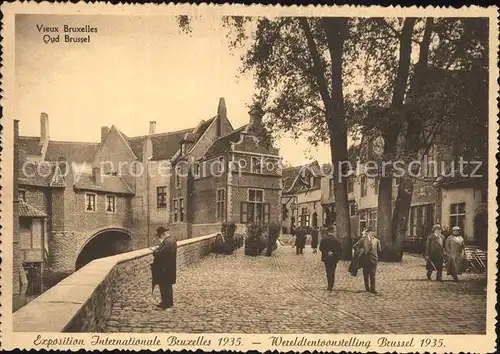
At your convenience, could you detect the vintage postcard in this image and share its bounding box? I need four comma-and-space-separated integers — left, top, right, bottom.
0, 2, 498, 352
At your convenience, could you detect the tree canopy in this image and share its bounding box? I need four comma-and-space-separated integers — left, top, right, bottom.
177, 15, 489, 259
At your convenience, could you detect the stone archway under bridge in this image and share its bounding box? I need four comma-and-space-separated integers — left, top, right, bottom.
75, 228, 132, 271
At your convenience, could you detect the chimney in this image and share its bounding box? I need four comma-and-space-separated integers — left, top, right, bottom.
246, 105, 264, 134
217, 98, 227, 120
216, 98, 226, 137
40, 112, 49, 144
101, 126, 110, 143
93, 166, 102, 185
149, 121, 157, 135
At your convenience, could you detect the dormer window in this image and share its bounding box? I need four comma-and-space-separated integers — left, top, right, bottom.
18, 189, 26, 202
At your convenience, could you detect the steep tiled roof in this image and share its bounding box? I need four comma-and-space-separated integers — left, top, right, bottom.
204, 125, 247, 158
18, 200, 47, 218
74, 174, 134, 195
193, 117, 216, 137
45, 141, 100, 163
282, 167, 297, 194
127, 117, 217, 161
18, 162, 52, 187
19, 136, 42, 156
282, 162, 323, 195
128, 128, 192, 161
18, 162, 67, 188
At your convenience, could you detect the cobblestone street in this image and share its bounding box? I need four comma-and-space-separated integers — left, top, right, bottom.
105, 244, 487, 334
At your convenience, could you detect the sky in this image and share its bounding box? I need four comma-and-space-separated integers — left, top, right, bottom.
15, 14, 331, 166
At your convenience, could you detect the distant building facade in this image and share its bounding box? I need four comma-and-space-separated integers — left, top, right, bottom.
283, 150, 486, 246
282, 162, 322, 232
15, 98, 282, 295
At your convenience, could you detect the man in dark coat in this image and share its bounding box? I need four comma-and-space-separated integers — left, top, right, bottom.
425, 224, 445, 281
353, 227, 381, 294
310, 226, 319, 254
294, 225, 307, 255
319, 225, 342, 290
151, 226, 177, 309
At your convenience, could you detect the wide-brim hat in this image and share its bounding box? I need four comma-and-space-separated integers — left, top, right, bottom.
452, 226, 461, 231
156, 226, 169, 236
433, 224, 442, 230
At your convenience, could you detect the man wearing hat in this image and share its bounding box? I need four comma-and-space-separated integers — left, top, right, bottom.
151, 226, 177, 309
353, 226, 381, 294
294, 224, 307, 255
445, 226, 466, 282
319, 224, 342, 290
425, 224, 445, 281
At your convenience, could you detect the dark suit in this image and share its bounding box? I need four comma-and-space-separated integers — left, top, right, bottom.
310, 228, 319, 251
425, 232, 445, 281
353, 235, 381, 292
319, 234, 342, 290
295, 227, 307, 254
152, 235, 177, 307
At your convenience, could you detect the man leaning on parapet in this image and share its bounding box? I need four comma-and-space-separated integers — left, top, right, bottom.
151, 226, 177, 310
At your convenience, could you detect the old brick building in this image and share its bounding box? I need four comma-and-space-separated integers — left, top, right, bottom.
15, 99, 282, 294
170, 98, 282, 238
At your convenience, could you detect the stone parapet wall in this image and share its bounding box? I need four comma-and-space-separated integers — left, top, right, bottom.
13, 233, 218, 332
191, 223, 221, 238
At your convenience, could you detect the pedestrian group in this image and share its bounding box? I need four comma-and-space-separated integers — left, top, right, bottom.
149, 221, 468, 309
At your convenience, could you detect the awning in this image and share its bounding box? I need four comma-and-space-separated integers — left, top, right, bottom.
18, 200, 48, 218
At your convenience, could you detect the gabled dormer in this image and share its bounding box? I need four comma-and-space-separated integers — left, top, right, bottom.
180, 132, 196, 156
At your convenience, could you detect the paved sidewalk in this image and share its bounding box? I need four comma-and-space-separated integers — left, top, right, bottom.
104, 245, 487, 334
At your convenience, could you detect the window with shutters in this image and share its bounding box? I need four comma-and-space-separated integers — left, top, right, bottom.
300, 207, 310, 227
106, 195, 116, 213
410, 203, 435, 237
157, 186, 167, 208
173, 199, 179, 222
85, 193, 96, 212
241, 189, 269, 224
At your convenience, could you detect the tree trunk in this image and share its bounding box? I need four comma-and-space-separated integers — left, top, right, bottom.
377, 18, 417, 262
389, 18, 434, 261
329, 132, 352, 259
323, 17, 352, 260
377, 129, 398, 259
